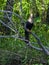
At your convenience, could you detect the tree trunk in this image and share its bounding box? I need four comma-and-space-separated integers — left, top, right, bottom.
46, 4, 49, 24
30, 0, 39, 18
3, 0, 14, 34
39, 0, 47, 23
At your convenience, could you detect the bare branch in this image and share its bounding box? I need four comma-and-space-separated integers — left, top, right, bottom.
31, 32, 49, 55
0, 19, 17, 33
0, 10, 22, 20
0, 35, 43, 51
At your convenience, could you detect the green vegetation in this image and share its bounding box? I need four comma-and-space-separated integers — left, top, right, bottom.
0, 0, 49, 65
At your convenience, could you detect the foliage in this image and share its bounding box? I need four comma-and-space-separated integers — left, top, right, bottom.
0, 0, 49, 65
